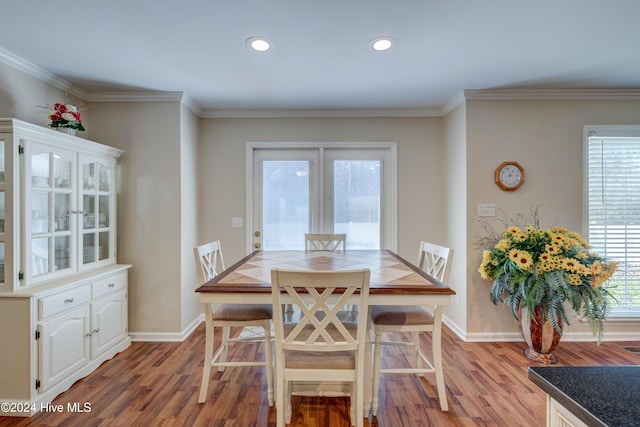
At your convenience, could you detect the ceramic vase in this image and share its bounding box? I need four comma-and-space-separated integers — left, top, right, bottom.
518, 305, 562, 364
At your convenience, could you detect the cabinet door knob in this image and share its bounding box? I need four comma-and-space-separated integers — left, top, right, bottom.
64, 298, 74, 303
108, 283, 115, 288
254, 242, 261, 249
92, 328, 100, 334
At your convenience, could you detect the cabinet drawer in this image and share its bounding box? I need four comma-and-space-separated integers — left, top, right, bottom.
92, 272, 127, 299
39, 284, 91, 320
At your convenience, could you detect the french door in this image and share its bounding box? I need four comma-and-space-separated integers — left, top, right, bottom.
248, 143, 396, 251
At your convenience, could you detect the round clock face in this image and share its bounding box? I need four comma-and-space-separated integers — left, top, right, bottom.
496, 162, 524, 190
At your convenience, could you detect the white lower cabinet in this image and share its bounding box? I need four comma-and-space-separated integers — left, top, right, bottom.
38, 305, 91, 392
548, 396, 588, 427
90, 289, 127, 357
0, 265, 131, 416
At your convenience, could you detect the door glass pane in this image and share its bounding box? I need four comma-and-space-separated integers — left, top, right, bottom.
99, 231, 109, 261
333, 160, 381, 249
53, 154, 71, 188
83, 233, 95, 264
98, 163, 110, 192
32, 153, 50, 187
32, 237, 49, 276
98, 196, 109, 228
54, 236, 70, 270
54, 193, 70, 232
263, 161, 309, 250
83, 163, 95, 190
32, 191, 50, 233
83, 195, 96, 229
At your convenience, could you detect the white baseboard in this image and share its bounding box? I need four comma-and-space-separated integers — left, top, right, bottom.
442, 316, 523, 342
130, 313, 640, 343
129, 314, 204, 342
443, 315, 640, 342
442, 315, 467, 340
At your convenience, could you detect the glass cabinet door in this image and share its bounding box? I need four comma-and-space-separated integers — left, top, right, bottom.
79, 156, 114, 268
28, 143, 74, 280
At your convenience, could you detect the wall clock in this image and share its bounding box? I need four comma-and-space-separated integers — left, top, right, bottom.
495, 161, 525, 191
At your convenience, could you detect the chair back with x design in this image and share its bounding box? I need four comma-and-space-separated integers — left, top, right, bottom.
270, 268, 370, 427
304, 233, 347, 251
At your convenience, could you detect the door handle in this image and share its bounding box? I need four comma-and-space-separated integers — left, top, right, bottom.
254, 230, 261, 237
254, 242, 261, 249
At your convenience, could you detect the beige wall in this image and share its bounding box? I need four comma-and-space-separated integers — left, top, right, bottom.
465, 99, 640, 340
2, 58, 639, 341
442, 102, 467, 334
89, 102, 184, 335
198, 117, 444, 265
180, 105, 201, 331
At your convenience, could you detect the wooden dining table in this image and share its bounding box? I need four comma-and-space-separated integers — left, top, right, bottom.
195, 249, 456, 417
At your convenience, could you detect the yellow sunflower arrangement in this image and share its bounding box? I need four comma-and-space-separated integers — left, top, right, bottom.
478, 224, 618, 343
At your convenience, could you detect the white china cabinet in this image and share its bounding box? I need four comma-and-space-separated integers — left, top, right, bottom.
0, 119, 131, 416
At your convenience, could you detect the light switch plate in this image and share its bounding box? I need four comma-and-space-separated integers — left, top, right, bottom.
478, 204, 496, 217
231, 217, 243, 228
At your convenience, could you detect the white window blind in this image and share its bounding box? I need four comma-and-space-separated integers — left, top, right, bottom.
586, 127, 640, 317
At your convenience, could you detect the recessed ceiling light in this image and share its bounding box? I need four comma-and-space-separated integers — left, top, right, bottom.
370, 36, 395, 52
247, 37, 271, 52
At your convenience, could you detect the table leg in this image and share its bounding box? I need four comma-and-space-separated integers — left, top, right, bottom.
432, 305, 448, 411
363, 305, 373, 418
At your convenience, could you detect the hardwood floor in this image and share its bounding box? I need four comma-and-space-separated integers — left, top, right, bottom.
1, 323, 638, 426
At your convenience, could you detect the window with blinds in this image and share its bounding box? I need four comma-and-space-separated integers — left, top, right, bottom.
586, 126, 640, 317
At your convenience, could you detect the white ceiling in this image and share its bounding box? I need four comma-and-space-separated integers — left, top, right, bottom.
2, 0, 640, 116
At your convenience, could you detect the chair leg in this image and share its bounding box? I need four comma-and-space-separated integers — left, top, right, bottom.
412, 331, 424, 377
264, 322, 274, 406
198, 310, 215, 403
372, 331, 382, 416
219, 326, 230, 372
285, 380, 293, 424
350, 380, 356, 426
356, 371, 365, 427
276, 372, 285, 427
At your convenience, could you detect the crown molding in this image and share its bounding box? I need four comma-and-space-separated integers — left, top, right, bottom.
178, 93, 202, 116
464, 88, 640, 101
441, 91, 467, 115
5, 45, 639, 118
0, 47, 201, 115
0, 49, 441, 118
87, 91, 184, 103
199, 107, 442, 119
87, 91, 202, 116
0, 47, 89, 99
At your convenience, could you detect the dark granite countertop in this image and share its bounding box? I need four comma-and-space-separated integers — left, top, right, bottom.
528, 366, 640, 427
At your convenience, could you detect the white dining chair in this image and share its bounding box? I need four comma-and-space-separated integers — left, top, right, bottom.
371, 240, 453, 414
194, 240, 274, 405
270, 268, 370, 427
304, 233, 347, 251
303, 233, 360, 313
283, 233, 352, 316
